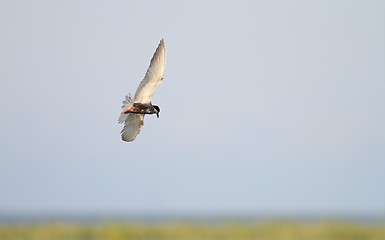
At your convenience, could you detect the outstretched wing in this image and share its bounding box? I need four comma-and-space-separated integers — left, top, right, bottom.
121, 113, 145, 142
133, 39, 166, 104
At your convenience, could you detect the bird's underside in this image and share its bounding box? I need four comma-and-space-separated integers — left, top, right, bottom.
123, 103, 157, 115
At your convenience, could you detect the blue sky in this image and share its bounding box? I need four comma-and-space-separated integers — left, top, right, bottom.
0, 0, 384, 216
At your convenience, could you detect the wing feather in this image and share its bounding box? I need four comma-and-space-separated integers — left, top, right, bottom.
133, 39, 166, 104
121, 114, 145, 142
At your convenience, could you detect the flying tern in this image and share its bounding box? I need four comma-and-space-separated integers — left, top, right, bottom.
118, 39, 166, 142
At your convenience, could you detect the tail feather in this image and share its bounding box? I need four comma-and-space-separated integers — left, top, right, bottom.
118, 93, 133, 123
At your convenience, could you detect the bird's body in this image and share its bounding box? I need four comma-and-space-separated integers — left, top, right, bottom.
123, 103, 159, 115
119, 39, 166, 142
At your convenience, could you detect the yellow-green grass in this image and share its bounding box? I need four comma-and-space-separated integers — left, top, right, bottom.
0, 220, 384, 240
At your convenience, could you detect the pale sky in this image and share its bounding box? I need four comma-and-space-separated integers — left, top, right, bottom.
0, 0, 384, 217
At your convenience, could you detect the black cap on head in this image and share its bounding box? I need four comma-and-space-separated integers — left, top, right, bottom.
153, 105, 160, 118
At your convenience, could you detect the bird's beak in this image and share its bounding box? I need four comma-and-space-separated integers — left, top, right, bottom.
156, 112, 159, 118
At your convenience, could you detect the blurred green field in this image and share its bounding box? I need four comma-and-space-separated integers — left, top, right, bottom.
0, 220, 384, 240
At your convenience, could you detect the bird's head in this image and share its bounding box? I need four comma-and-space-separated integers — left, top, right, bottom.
153, 105, 160, 118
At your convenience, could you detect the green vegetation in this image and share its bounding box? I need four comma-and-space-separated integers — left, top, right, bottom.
0, 220, 384, 240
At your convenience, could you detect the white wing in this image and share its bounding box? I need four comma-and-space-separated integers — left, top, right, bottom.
121, 113, 145, 142
133, 39, 166, 104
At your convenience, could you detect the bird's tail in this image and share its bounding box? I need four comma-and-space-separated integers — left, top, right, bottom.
118, 93, 133, 123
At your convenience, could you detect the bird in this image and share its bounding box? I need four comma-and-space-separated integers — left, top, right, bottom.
118, 39, 166, 142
